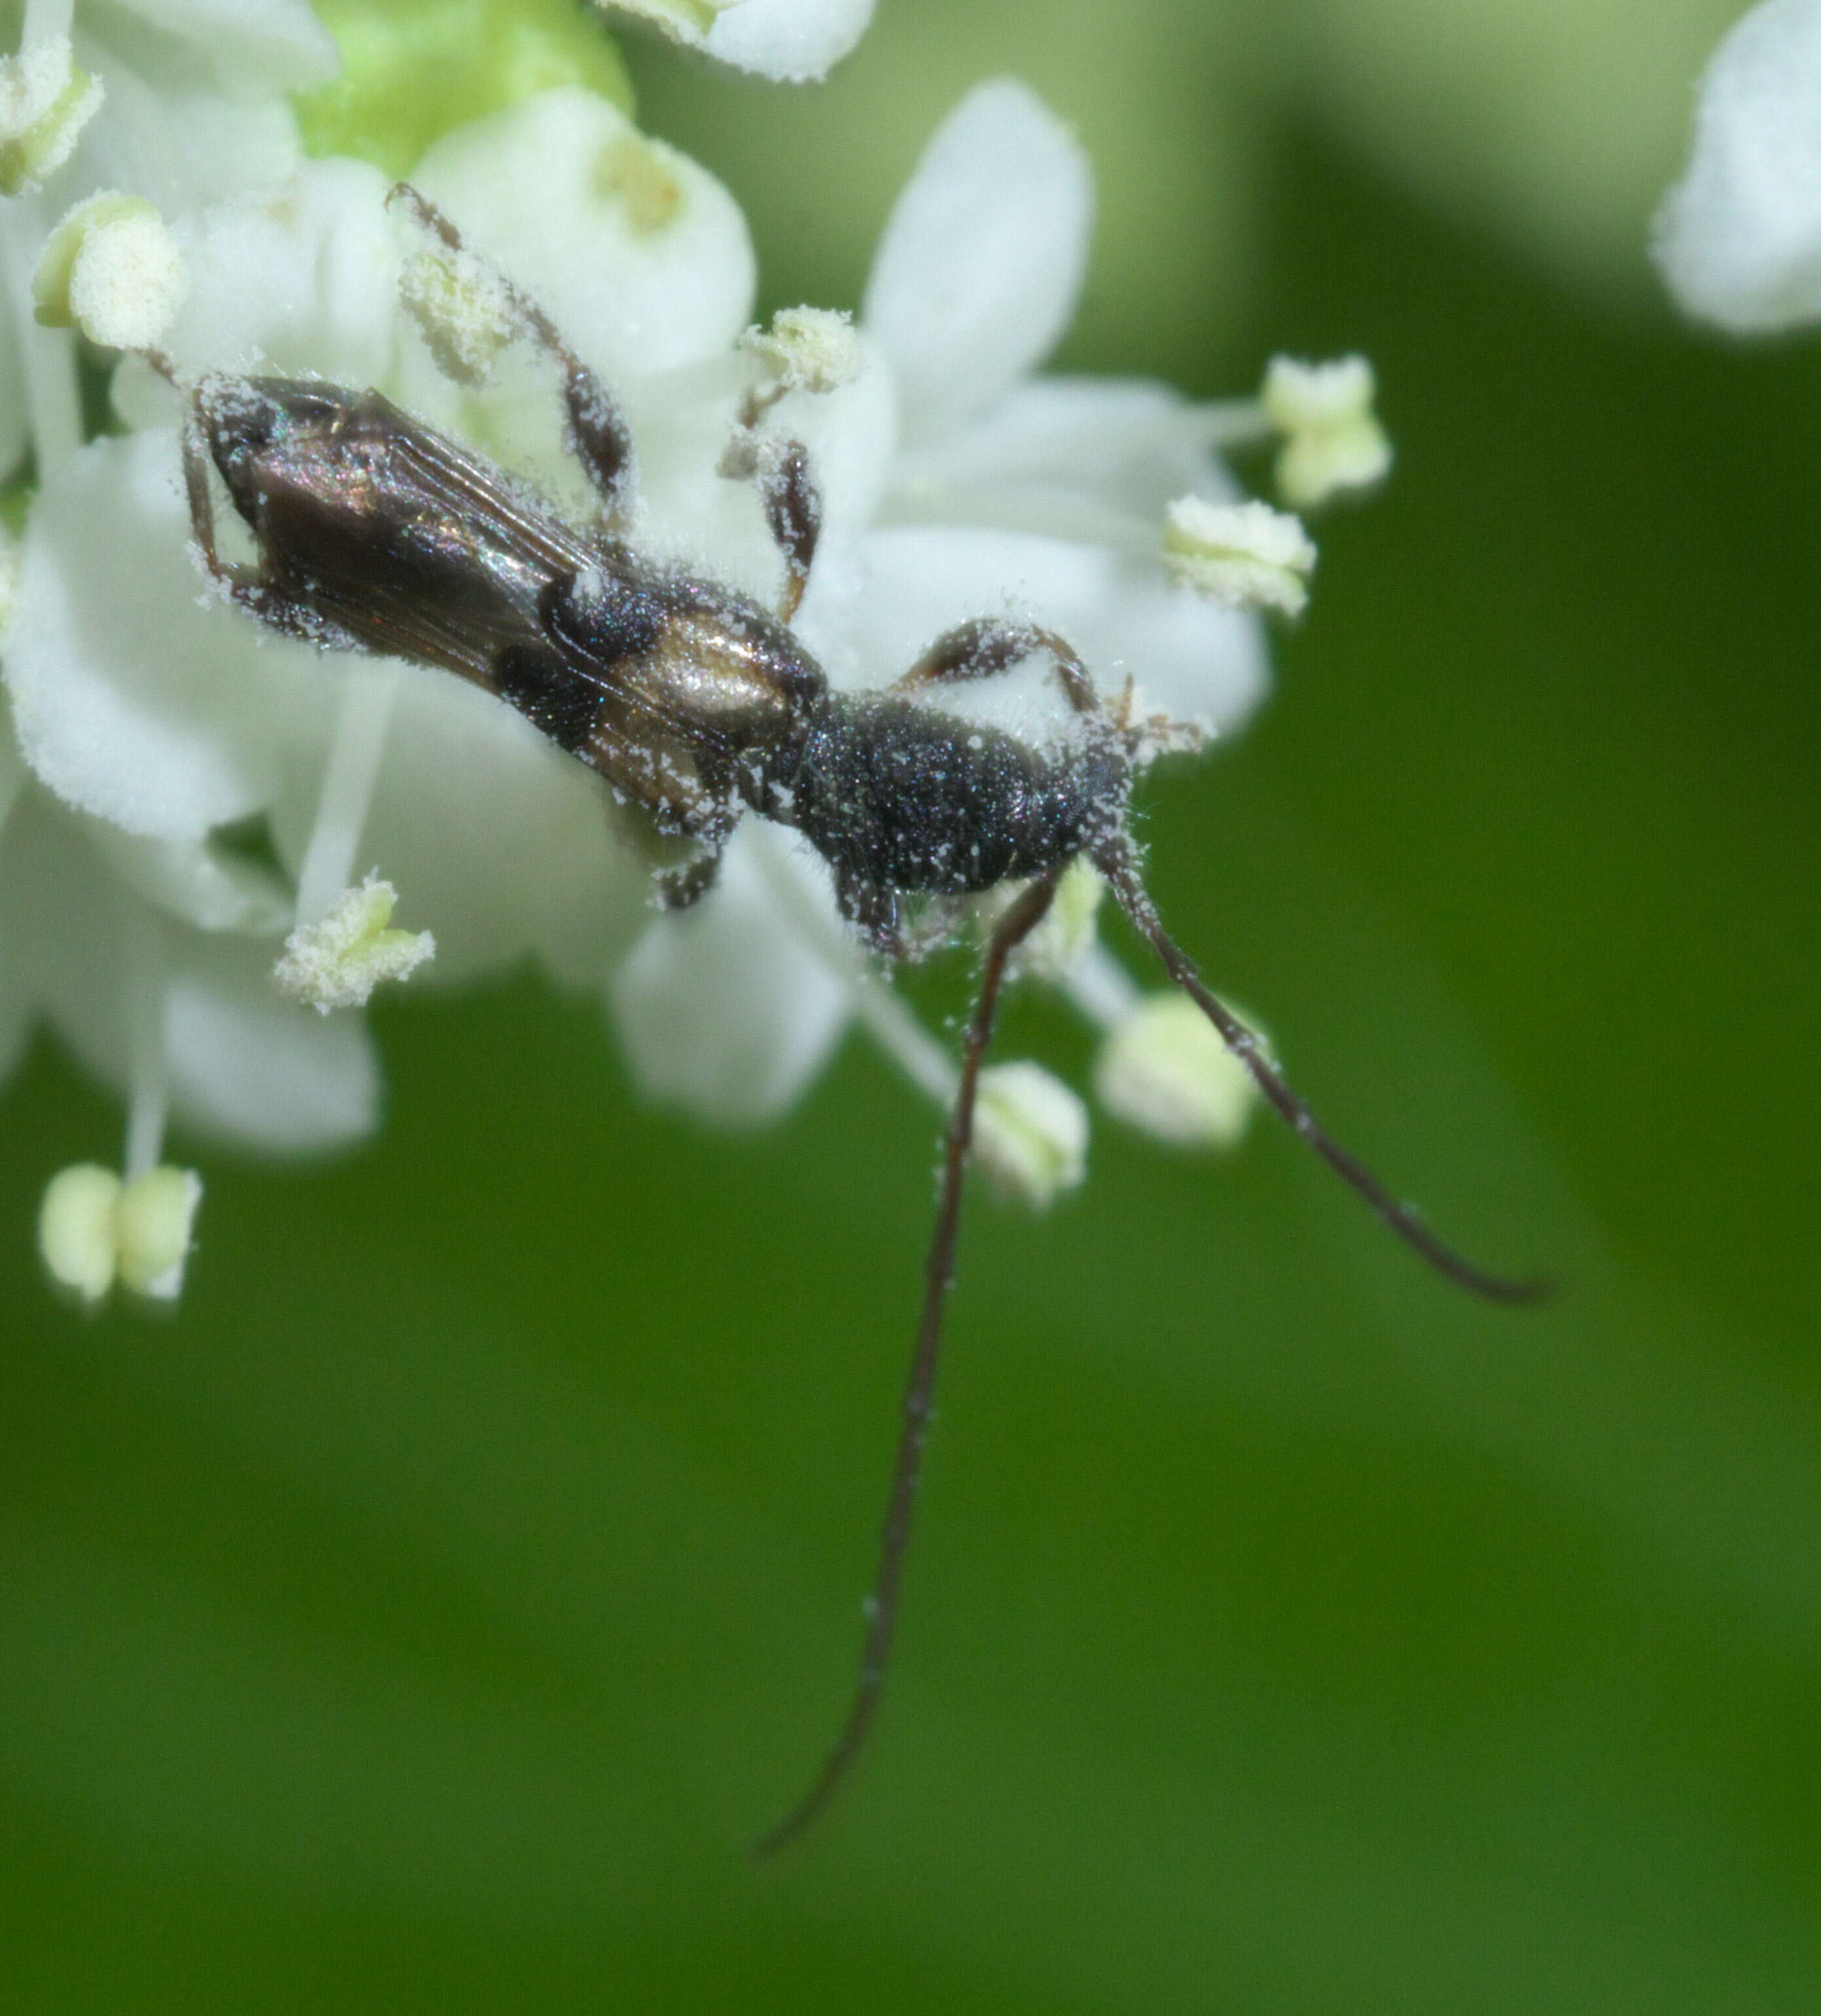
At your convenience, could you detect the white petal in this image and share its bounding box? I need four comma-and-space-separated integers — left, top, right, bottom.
0, 790, 376, 1150
831, 524, 1269, 735
87, 825, 291, 935
5, 430, 311, 842
413, 87, 756, 381
148, 158, 401, 389
610, 830, 850, 1123
162, 931, 380, 1152
891, 376, 1217, 527
102, 0, 338, 94
269, 670, 651, 990
701, 0, 874, 81
1656, 0, 1821, 330
862, 80, 1091, 443
66, 36, 305, 212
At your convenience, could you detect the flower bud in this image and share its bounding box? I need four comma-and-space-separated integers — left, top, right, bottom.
1094, 992, 1259, 1149
595, 0, 875, 81
975, 859, 1104, 983
972, 1061, 1088, 1208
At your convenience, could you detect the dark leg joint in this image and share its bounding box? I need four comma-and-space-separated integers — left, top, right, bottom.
389, 182, 639, 524
896, 617, 1099, 718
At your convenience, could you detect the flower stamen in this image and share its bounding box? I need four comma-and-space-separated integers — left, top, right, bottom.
294, 669, 401, 928
275, 873, 436, 1014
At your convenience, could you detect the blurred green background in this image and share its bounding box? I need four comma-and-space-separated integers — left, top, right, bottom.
7, 0, 1821, 2007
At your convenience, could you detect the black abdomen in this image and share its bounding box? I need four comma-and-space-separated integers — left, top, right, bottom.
779, 695, 1121, 895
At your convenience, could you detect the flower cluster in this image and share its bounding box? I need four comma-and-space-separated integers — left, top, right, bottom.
1, 1, 1390, 1304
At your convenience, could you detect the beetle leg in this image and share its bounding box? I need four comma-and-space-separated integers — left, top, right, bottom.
180, 412, 358, 648
751, 868, 1063, 1857
758, 437, 819, 625
720, 425, 821, 625
833, 871, 905, 960
654, 846, 724, 912
388, 183, 639, 528
893, 616, 1099, 718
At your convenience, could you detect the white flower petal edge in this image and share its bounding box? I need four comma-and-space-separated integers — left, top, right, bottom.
598, 0, 873, 81
145, 158, 404, 391
611, 829, 852, 1124
1656, 0, 1821, 331
0, 788, 378, 1153
104, 0, 338, 96
829, 525, 1268, 735
5, 429, 311, 842
890, 377, 1227, 530
704, 0, 874, 81
414, 88, 757, 382
863, 79, 1092, 444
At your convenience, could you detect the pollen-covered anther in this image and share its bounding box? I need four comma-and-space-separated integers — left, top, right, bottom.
1095, 992, 1260, 1150
0, 36, 102, 195
743, 306, 865, 395
33, 193, 189, 351
274, 874, 437, 1015
398, 245, 518, 387
977, 859, 1103, 982
38, 1163, 204, 1305
1261, 354, 1393, 510
971, 1061, 1089, 1208
1164, 496, 1316, 617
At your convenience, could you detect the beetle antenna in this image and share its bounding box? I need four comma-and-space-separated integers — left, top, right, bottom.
749, 870, 1063, 1859
1094, 838, 1548, 1305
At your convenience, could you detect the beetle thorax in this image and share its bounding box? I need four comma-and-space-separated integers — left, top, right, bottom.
758, 692, 1129, 897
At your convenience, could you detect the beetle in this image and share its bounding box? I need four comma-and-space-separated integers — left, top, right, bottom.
159, 184, 1542, 1854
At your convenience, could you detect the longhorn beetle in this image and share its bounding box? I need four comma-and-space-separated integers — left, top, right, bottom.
159, 184, 1544, 1856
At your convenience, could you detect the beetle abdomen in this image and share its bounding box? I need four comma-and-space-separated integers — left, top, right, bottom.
781, 695, 1124, 895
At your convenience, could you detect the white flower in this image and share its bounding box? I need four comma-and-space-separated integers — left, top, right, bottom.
0, 0, 333, 485
1655, 0, 1821, 331
3, 72, 1352, 1294
593, 0, 873, 82
0, 756, 381, 1155
853, 79, 1271, 745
